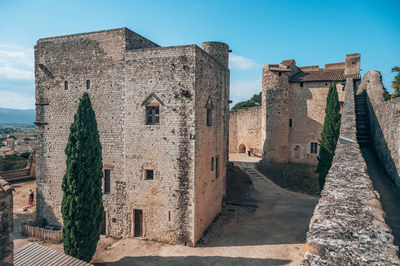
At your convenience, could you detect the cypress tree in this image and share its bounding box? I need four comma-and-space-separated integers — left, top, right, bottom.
316, 83, 341, 191
61, 92, 104, 262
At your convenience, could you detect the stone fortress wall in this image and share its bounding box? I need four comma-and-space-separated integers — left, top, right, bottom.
35, 27, 229, 246
301, 79, 400, 265
0, 178, 13, 266
229, 106, 262, 155
359, 71, 400, 191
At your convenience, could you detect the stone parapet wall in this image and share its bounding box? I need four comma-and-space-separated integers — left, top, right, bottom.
0, 177, 13, 266
229, 106, 262, 154
301, 78, 400, 265
360, 70, 400, 191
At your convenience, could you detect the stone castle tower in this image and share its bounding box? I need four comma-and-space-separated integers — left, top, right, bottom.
261, 53, 361, 164
35, 27, 230, 245
229, 53, 360, 165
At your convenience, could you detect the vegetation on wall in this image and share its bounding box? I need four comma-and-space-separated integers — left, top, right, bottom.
390, 66, 400, 99
0, 152, 30, 171
61, 93, 104, 262
231, 92, 261, 111
316, 83, 341, 191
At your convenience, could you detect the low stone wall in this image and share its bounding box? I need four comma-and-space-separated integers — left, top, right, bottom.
0, 177, 14, 266
0, 168, 30, 180
301, 78, 400, 265
229, 106, 262, 154
21, 224, 62, 241
359, 70, 400, 191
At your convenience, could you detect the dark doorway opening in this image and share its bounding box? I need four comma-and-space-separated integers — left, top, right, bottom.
134, 209, 143, 237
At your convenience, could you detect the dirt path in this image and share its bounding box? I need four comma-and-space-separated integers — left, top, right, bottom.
361, 148, 400, 247
92, 155, 318, 265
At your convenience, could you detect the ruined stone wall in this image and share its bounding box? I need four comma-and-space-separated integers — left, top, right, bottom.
359, 71, 400, 191
288, 82, 344, 165
193, 44, 229, 243
229, 107, 261, 154
0, 178, 13, 266
302, 78, 400, 265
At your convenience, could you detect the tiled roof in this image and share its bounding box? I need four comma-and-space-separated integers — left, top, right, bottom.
14, 243, 92, 266
0, 178, 13, 194
291, 69, 361, 82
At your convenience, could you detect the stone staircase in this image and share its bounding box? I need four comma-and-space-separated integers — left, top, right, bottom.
355, 94, 370, 147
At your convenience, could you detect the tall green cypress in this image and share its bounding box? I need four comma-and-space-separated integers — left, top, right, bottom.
61, 92, 104, 262
316, 83, 341, 191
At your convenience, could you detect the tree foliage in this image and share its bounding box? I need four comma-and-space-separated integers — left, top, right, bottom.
61, 93, 104, 262
390, 66, 400, 99
232, 92, 261, 111
316, 83, 341, 191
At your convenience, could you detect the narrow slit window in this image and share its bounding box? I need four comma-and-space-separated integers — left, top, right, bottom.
311, 142, 318, 154
168, 211, 171, 221
64, 81, 69, 90
145, 169, 154, 180
86, 80, 90, 89
289, 118, 293, 128
206, 108, 212, 126
215, 155, 219, 178
211, 157, 214, 171
104, 169, 111, 194
300, 82, 303, 87
146, 106, 160, 125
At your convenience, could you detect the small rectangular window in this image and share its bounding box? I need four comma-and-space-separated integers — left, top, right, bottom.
211, 157, 214, 171
206, 108, 212, 126
279, 72, 282, 76
300, 82, 303, 87
311, 142, 318, 154
289, 118, 292, 128
104, 169, 111, 194
64, 81, 69, 90
215, 155, 219, 178
145, 169, 154, 180
168, 211, 171, 221
146, 106, 160, 125
86, 80, 90, 89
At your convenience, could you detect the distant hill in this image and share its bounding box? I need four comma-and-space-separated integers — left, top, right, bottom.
0, 108, 35, 125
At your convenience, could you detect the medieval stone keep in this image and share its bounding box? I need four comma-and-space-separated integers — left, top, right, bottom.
229, 53, 361, 165
35, 27, 230, 245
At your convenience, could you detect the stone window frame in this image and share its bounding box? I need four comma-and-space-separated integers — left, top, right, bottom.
141, 92, 164, 126
310, 142, 318, 155
142, 164, 157, 181
215, 155, 220, 178
205, 95, 214, 127
103, 164, 114, 195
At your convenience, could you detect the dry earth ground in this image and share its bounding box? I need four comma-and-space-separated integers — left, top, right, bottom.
12, 154, 319, 265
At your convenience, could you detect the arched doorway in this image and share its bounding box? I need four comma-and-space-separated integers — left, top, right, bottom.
238, 144, 246, 153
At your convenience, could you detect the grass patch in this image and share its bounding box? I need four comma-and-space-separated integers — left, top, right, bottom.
0, 153, 30, 171
256, 161, 319, 195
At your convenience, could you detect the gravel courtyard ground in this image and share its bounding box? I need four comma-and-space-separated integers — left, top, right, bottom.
13, 154, 319, 265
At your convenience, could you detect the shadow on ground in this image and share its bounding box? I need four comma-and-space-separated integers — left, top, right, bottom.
96, 256, 291, 266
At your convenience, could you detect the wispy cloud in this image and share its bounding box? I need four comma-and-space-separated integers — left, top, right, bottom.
229, 54, 256, 70
230, 79, 261, 105
0, 91, 35, 109
0, 45, 34, 80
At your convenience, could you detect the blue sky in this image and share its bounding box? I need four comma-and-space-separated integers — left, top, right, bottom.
0, 0, 399, 109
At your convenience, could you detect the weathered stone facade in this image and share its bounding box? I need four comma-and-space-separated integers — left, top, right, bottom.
229, 54, 361, 165
35, 28, 229, 245
301, 79, 400, 265
358, 70, 400, 192
0, 178, 13, 266
262, 54, 360, 165
229, 106, 262, 154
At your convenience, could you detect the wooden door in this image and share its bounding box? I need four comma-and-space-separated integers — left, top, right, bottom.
134, 209, 143, 237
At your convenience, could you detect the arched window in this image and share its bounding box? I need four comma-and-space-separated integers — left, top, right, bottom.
205, 95, 214, 127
